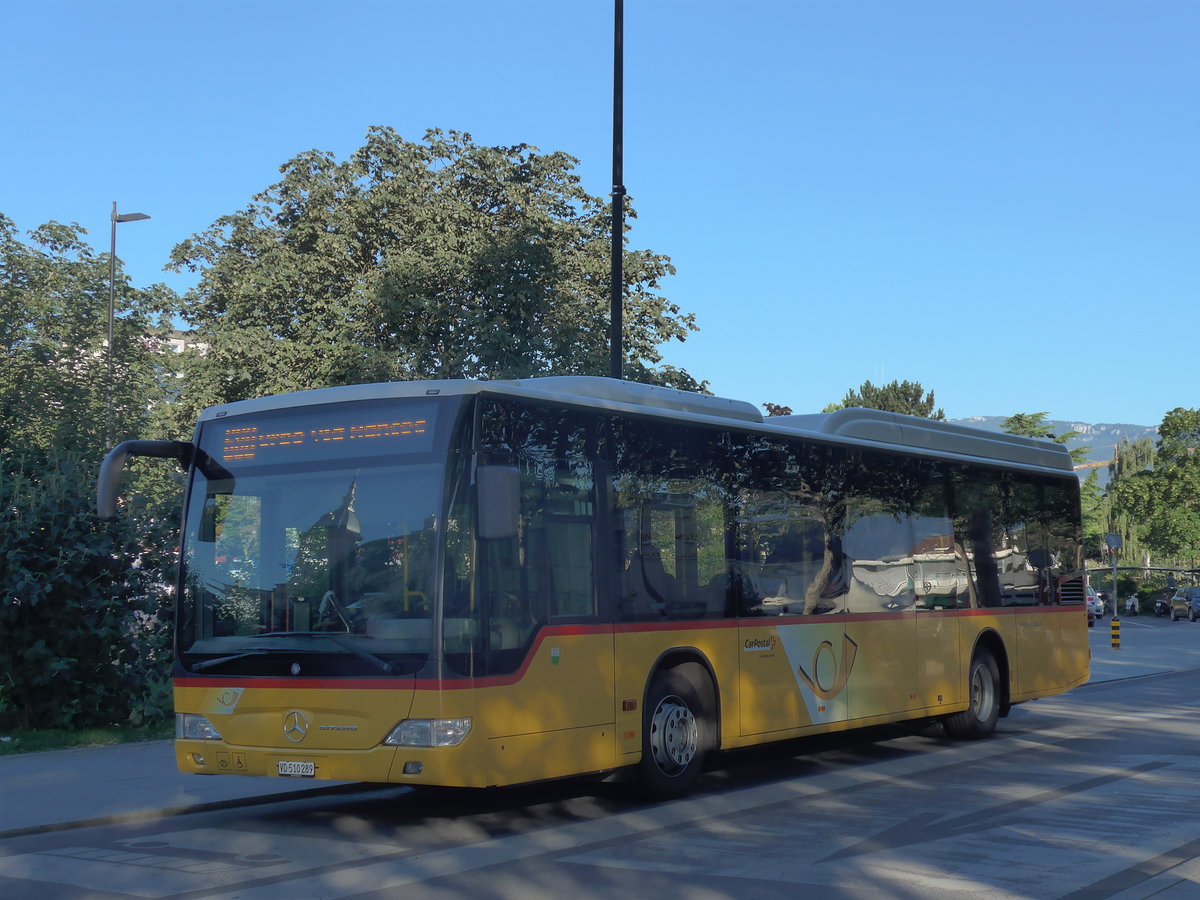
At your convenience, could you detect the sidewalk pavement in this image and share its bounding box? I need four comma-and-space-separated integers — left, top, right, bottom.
0, 739, 366, 838
2, 616, 1197, 838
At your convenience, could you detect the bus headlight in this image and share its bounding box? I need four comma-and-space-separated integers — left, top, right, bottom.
383, 718, 472, 747
176, 713, 223, 741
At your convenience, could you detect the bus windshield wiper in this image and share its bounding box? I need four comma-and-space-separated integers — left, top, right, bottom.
191, 648, 282, 672
321, 632, 394, 673
254, 631, 395, 674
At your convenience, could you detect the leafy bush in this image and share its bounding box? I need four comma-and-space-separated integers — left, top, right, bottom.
0, 451, 177, 730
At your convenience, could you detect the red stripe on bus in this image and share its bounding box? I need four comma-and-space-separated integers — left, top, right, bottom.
176, 604, 1083, 692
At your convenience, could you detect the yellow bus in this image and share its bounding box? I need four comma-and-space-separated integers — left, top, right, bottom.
99, 377, 1089, 798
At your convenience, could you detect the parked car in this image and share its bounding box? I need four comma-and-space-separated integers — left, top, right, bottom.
1086, 587, 1104, 625
1169, 587, 1200, 622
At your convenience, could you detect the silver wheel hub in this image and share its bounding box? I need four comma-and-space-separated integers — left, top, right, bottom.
971, 666, 994, 717
649, 694, 698, 774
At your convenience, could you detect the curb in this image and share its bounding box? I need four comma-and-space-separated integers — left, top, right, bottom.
0, 781, 386, 842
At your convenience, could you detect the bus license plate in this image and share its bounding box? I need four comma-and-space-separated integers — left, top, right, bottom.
277, 760, 315, 777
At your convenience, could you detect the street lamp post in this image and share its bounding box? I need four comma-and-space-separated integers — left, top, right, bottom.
609, 0, 625, 380
107, 202, 150, 449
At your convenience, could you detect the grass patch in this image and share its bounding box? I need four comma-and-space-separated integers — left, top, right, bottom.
0, 720, 174, 756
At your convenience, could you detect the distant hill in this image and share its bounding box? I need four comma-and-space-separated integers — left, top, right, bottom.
950, 416, 1158, 482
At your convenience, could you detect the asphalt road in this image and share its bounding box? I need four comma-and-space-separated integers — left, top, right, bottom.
2, 615, 1200, 899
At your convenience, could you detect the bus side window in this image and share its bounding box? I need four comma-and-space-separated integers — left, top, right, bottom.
474, 398, 599, 674
952, 466, 1003, 608
621, 534, 675, 620
908, 470, 958, 610
611, 415, 733, 622
842, 510, 916, 613
1040, 480, 1083, 604
726, 435, 857, 617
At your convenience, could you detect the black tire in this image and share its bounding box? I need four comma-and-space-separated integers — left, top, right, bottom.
917, 719, 947, 738
1190, 608, 1198, 623
945, 649, 1001, 740
635, 665, 711, 799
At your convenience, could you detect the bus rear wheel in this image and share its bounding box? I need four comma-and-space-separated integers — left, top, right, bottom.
636, 665, 710, 799
945, 649, 1001, 740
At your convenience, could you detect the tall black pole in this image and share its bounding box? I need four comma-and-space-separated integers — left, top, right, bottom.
106, 203, 150, 450
108, 202, 118, 449
609, 0, 625, 380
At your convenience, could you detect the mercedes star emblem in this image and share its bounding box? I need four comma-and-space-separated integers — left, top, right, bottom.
283, 710, 309, 743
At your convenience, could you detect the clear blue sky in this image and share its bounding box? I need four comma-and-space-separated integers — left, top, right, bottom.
5, 0, 1195, 427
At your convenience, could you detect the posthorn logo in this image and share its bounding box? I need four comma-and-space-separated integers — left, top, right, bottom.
796, 635, 858, 701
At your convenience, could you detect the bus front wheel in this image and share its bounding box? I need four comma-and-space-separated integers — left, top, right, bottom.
945, 649, 1001, 740
636, 666, 710, 799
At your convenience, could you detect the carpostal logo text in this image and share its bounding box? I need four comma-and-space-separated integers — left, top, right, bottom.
743, 635, 778, 652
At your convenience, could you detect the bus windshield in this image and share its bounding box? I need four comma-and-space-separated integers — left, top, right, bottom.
177, 397, 458, 677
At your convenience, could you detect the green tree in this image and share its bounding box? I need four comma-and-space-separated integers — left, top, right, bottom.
1001, 411, 1090, 466
1116, 409, 1200, 565
165, 127, 701, 430
1079, 469, 1106, 560
1155, 407, 1200, 465
0, 215, 174, 454
1086, 437, 1156, 567
824, 379, 945, 420
1109, 435, 1157, 481
0, 213, 180, 730
1001, 412, 1053, 438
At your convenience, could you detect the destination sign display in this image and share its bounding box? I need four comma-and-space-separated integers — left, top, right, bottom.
203, 402, 440, 466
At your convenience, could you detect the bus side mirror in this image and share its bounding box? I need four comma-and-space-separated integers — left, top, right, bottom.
97, 440, 193, 520
477, 465, 520, 540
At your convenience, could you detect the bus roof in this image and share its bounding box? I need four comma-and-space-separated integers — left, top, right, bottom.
197, 375, 1075, 474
